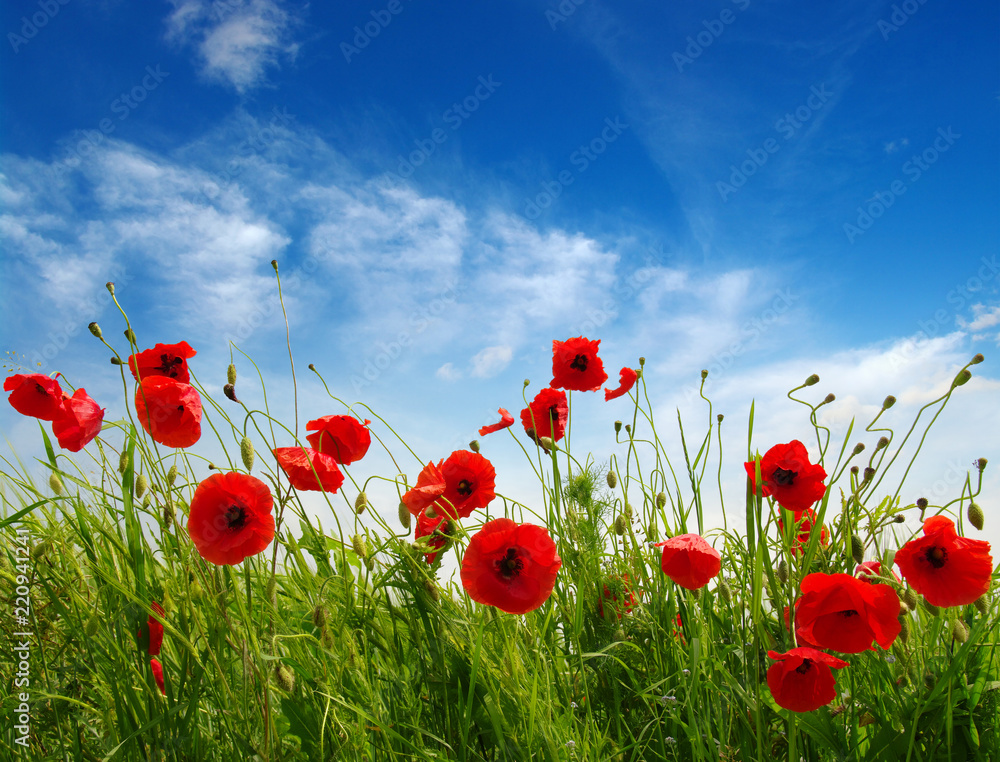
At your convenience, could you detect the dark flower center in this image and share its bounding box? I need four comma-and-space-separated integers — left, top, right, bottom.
570, 353, 589, 372
35, 382, 48, 395
496, 547, 524, 580
772, 467, 797, 486
548, 405, 561, 421
839, 609, 859, 618
176, 405, 185, 412
925, 546, 947, 569
156, 353, 184, 378
225, 504, 247, 530
456, 479, 473, 497
795, 658, 813, 675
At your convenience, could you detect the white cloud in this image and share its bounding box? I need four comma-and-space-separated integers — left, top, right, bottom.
165, 0, 298, 92
436, 362, 461, 381
959, 304, 1000, 331
470, 345, 513, 378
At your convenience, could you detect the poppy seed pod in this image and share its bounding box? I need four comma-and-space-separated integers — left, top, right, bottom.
952, 369, 972, 388
88, 322, 102, 338
700, 369, 708, 380
882, 395, 896, 409
968, 503, 984, 531
639, 357, 645, 366
805, 374, 820, 386
717, 413, 724, 423
977, 457, 988, 472
469, 439, 480, 453
823, 393, 836, 405
614, 420, 622, 433
875, 436, 889, 451
270, 259, 279, 272
852, 443, 865, 455
227, 364, 237, 385
106, 282, 115, 295
971, 353, 984, 364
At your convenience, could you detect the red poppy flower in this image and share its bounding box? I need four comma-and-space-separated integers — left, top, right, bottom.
893, 515, 992, 607
273, 447, 345, 493
128, 341, 197, 383
439, 449, 496, 519
149, 657, 166, 695
187, 471, 275, 565
599, 574, 640, 619
783, 606, 821, 648
655, 533, 722, 590
401, 460, 447, 516
855, 561, 901, 584
138, 601, 166, 656
550, 337, 608, 392
52, 388, 105, 452
461, 518, 562, 615
604, 367, 638, 401
134, 377, 202, 448
415, 509, 449, 565
745, 440, 828, 514
778, 510, 829, 557
767, 647, 848, 713
479, 408, 515, 437
794, 572, 900, 653
4, 373, 64, 421
520, 387, 569, 443
305, 415, 372, 464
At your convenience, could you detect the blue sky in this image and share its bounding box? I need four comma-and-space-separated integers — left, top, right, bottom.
2, 1, 998, 556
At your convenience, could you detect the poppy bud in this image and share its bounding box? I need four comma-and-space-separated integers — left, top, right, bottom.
539, 436, 556, 452
967, 503, 984, 531
717, 413, 724, 423
614, 420, 622, 433
425, 505, 437, 520
718, 579, 733, 603
976, 457, 988, 472
423, 579, 439, 601
163, 500, 175, 527
606, 471, 617, 489
190, 580, 204, 601
952, 619, 969, 643
354, 492, 367, 515
951, 369, 972, 388
852, 443, 865, 456
523, 379, 530, 387
136, 474, 149, 499
312, 605, 327, 628
903, 587, 918, 611
862, 466, 875, 483
223, 383, 239, 402
88, 322, 102, 338
106, 282, 115, 295
776, 559, 788, 585
894, 514, 906, 523
85, 612, 100, 637
270, 259, 279, 272
971, 353, 984, 365
398, 502, 411, 530
240, 436, 254, 471
275, 663, 295, 691
625, 503, 634, 519
700, 369, 708, 380
49, 473, 64, 495
266, 577, 277, 607
123, 328, 136, 344
352, 534, 367, 559
851, 534, 865, 565
308, 363, 316, 372
656, 492, 667, 509
882, 395, 896, 409
823, 393, 836, 404
805, 374, 820, 386
897, 613, 910, 644
142, 495, 151, 509
850, 465, 859, 476
974, 595, 988, 615
467, 438, 481, 453
614, 514, 627, 535
922, 599, 940, 617
110, 356, 124, 365
227, 364, 237, 385
875, 436, 889, 451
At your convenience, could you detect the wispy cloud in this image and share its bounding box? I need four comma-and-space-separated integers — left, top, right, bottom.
165, 0, 299, 92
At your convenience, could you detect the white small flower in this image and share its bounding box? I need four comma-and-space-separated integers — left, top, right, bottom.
665, 737, 676, 746
885, 654, 896, 663
565, 741, 576, 749
570, 701, 578, 709
682, 669, 691, 676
